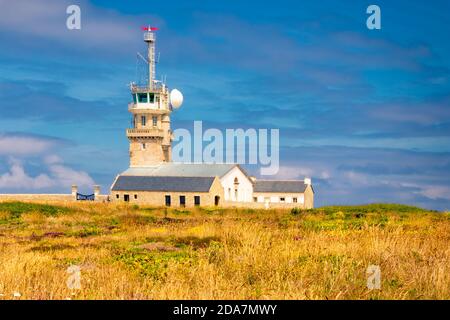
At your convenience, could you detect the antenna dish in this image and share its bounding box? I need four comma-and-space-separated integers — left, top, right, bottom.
170, 89, 183, 109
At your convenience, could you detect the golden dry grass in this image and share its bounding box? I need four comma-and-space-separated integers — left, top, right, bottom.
0, 201, 449, 300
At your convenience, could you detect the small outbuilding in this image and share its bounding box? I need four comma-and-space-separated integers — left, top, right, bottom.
253, 179, 314, 209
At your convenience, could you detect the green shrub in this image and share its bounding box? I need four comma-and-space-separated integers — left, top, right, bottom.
0, 202, 71, 219
115, 248, 193, 279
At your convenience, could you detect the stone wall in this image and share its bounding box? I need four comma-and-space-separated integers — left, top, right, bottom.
251, 185, 314, 209
129, 138, 166, 167
111, 176, 224, 207
0, 194, 74, 202
304, 185, 314, 209
0, 194, 110, 203
221, 200, 307, 210
111, 191, 214, 207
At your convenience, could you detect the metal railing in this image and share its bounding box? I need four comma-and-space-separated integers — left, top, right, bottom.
130, 82, 165, 93
126, 128, 164, 137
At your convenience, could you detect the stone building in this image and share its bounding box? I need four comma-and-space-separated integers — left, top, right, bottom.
253, 179, 314, 208
112, 175, 223, 207
110, 28, 314, 209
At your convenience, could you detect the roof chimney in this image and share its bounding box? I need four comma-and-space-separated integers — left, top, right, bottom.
93, 185, 100, 197
304, 178, 312, 185
71, 185, 78, 201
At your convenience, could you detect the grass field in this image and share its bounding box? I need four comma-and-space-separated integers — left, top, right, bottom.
0, 201, 448, 300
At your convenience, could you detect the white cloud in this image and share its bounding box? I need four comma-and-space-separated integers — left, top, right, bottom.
419, 186, 450, 200
0, 133, 95, 191
0, 157, 94, 191
44, 154, 64, 165
48, 163, 94, 188
344, 171, 370, 186
273, 165, 331, 181
273, 166, 314, 179
0, 0, 161, 51
0, 134, 57, 156
0, 159, 54, 189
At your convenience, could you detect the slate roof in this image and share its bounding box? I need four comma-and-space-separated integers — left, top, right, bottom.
120, 163, 237, 178
111, 176, 215, 192
254, 180, 308, 193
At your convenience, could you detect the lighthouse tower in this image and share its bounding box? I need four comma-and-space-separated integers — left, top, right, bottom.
127, 27, 182, 167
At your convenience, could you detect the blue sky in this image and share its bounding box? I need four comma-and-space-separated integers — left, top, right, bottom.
0, 0, 449, 210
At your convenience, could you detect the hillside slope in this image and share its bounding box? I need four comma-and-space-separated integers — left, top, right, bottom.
0, 202, 448, 299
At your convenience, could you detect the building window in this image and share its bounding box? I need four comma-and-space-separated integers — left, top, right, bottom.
179, 195, 186, 207
142, 143, 146, 150
228, 188, 231, 200
233, 178, 239, 201
152, 116, 158, 127
124, 194, 130, 202
253, 197, 257, 202
280, 197, 285, 203
194, 196, 200, 206
132, 94, 137, 104
149, 93, 155, 103
141, 115, 146, 126
165, 195, 171, 207
293, 197, 297, 203
116, 194, 119, 199
137, 93, 148, 103
134, 194, 137, 199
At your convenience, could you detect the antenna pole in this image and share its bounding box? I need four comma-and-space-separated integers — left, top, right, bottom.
143, 26, 156, 90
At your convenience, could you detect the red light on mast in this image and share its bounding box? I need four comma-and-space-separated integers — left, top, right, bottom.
141, 26, 159, 31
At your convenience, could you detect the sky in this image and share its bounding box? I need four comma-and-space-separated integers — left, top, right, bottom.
0, 0, 449, 210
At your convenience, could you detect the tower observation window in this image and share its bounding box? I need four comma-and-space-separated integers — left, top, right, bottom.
149, 93, 155, 103
132, 94, 137, 104
137, 93, 148, 103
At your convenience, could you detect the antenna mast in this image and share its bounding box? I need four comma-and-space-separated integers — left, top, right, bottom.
142, 26, 158, 90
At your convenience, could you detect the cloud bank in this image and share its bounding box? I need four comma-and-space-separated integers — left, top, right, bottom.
0, 133, 94, 192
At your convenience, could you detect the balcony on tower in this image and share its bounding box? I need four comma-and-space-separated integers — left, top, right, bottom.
126, 128, 165, 138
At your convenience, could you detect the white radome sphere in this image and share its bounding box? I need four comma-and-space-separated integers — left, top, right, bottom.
170, 89, 183, 109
